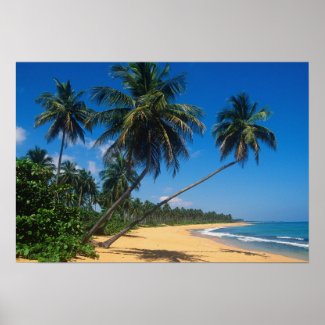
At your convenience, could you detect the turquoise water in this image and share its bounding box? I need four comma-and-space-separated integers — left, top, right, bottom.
200, 222, 309, 261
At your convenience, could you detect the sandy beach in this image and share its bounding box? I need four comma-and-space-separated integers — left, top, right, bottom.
16, 223, 305, 263
16, 222, 306, 263
65, 222, 303, 263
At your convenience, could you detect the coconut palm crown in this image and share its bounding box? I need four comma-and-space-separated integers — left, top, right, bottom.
35, 79, 92, 182
212, 93, 277, 165
59, 160, 80, 188
100, 151, 139, 202
88, 62, 205, 178
26, 146, 54, 168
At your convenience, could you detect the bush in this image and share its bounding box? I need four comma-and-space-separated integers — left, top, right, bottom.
79, 209, 102, 232
16, 159, 97, 262
103, 214, 130, 236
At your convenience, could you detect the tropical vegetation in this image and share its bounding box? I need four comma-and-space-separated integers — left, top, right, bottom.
99, 92, 276, 248
35, 79, 92, 183
16, 63, 277, 261
16, 158, 96, 262
82, 62, 205, 242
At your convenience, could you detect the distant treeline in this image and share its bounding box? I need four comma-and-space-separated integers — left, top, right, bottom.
108, 199, 234, 228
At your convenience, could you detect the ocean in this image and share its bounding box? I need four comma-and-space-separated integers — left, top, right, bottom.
199, 221, 309, 261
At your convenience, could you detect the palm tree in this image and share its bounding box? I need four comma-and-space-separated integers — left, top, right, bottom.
59, 160, 80, 189
25, 146, 55, 169
35, 79, 92, 183
100, 151, 139, 205
82, 63, 205, 243
99, 92, 277, 248
78, 169, 98, 208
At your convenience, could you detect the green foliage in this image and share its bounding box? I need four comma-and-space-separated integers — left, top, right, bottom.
16, 159, 97, 262
102, 198, 234, 228
16, 208, 95, 262
79, 209, 101, 232
25, 146, 55, 169
138, 204, 233, 226
100, 151, 139, 204
16, 158, 55, 215
88, 62, 206, 178
212, 92, 276, 164
35, 79, 92, 145
103, 214, 130, 236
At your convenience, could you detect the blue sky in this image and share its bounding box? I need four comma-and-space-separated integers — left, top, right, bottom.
16, 62, 308, 221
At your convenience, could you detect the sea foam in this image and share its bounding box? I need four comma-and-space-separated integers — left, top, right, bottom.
200, 229, 309, 249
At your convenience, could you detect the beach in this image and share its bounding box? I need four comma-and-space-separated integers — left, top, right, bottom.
67, 222, 303, 263
16, 222, 305, 263
16, 223, 306, 263
16, 222, 307, 263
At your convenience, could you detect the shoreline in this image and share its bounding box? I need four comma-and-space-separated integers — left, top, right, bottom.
72, 222, 304, 263
189, 223, 307, 262
17, 222, 306, 263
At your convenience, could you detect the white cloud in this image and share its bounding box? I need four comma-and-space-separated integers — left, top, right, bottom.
159, 196, 193, 208
87, 160, 98, 175
190, 150, 202, 158
16, 126, 26, 144
52, 153, 75, 167
66, 137, 96, 149
68, 138, 85, 147
98, 141, 114, 157
84, 137, 114, 158
85, 139, 97, 149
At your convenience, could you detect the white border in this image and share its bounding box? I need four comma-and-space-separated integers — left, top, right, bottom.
1, 1, 324, 324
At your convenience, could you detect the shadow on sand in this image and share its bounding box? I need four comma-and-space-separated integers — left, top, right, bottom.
220, 248, 267, 258
104, 248, 205, 262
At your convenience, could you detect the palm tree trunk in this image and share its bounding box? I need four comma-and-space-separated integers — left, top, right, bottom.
100, 161, 237, 248
81, 164, 150, 244
56, 130, 66, 184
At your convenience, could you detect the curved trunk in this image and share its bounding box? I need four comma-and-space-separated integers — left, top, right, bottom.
100, 161, 237, 248
56, 130, 66, 184
81, 164, 150, 244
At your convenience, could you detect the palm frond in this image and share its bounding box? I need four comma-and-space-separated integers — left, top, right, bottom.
91, 86, 134, 108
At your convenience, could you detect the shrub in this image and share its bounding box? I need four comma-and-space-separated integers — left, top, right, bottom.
16, 159, 97, 262
103, 214, 130, 236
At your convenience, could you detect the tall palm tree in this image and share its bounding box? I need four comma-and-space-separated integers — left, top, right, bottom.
25, 146, 55, 169
100, 92, 277, 248
82, 63, 205, 243
35, 79, 92, 183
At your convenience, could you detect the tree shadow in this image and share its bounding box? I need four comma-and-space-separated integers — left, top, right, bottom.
123, 234, 145, 239
220, 248, 267, 257
106, 248, 205, 262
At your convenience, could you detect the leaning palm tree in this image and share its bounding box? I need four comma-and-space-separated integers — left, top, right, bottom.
82, 63, 205, 243
99, 92, 277, 248
35, 79, 92, 183
26, 146, 55, 169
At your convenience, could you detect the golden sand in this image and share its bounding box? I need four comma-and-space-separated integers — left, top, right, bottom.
70, 222, 304, 263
